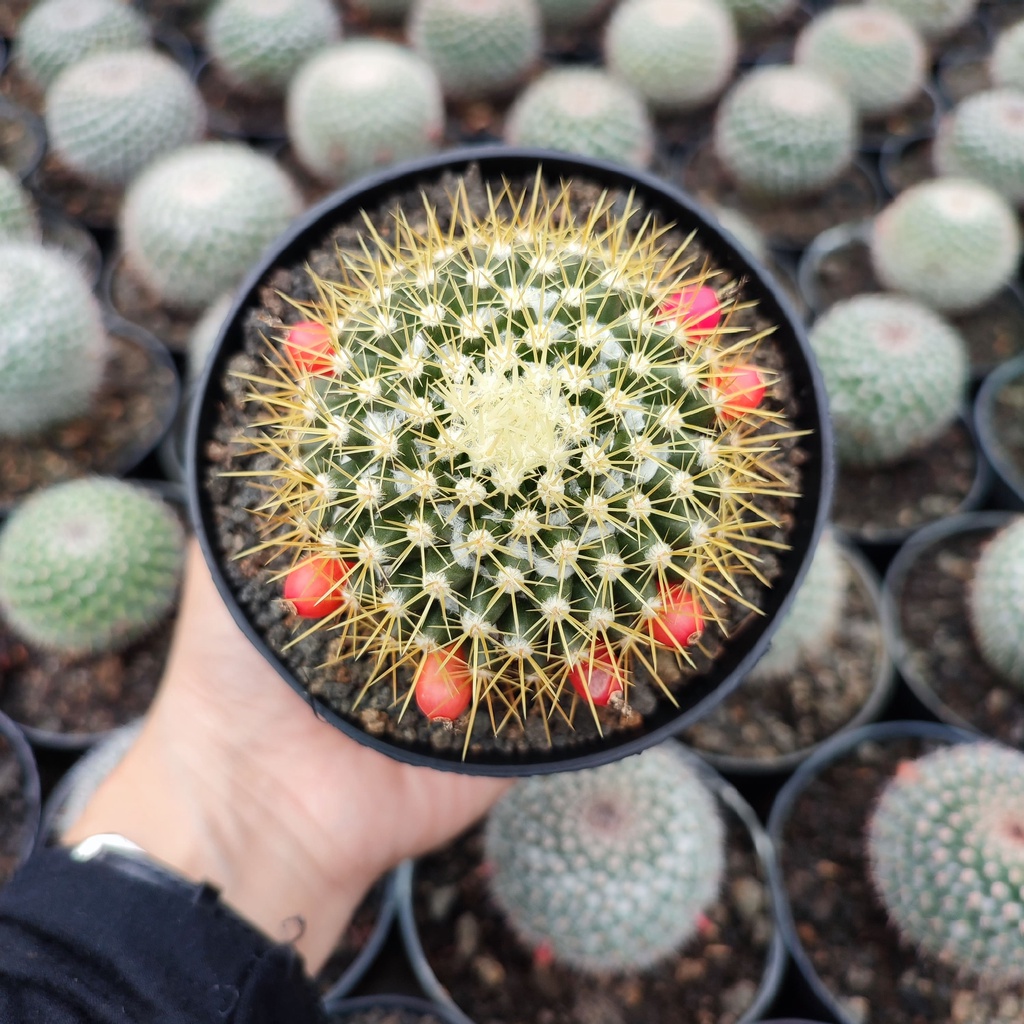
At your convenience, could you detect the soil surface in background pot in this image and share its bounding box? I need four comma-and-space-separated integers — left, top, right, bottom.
108, 258, 201, 353
197, 62, 286, 141
0, 733, 31, 885
778, 735, 1024, 1023
29, 155, 123, 230
989, 373, 1024, 487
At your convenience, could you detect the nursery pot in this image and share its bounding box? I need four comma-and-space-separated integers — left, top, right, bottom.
974, 354, 1024, 510
0, 707, 41, 885
187, 145, 832, 775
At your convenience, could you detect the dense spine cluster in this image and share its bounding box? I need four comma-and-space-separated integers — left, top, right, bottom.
968, 516, 1024, 688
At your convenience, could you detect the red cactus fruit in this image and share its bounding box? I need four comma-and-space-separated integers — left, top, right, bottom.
567, 641, 624, 706
712, 364, 765, 420
283, 320, 335, 374
648, 585, 705, 649
415, 645, 473, 721
657, 285, 721, 336
283, 557, 352, 617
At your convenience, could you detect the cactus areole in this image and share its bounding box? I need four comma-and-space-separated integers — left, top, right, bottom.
188, 148, 831, 772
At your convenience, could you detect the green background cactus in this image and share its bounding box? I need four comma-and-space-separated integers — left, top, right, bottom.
0, 242, 108, 437
120, 142, 302, 312
968, 516, 1024, 688
867, 741, 1024, 984
873, 0, 978, 39
503, 67, 654, 168
484, 743, 724, 971
45, 49, 207, 188
808, 293, 968, 467
285, 40, 444, 185
603, 0, 738, 113
713, 65, 858, 199
991, 20, 1024, 92
0, 168, 39, 241
870, 177, 1022, 313
0, 477, 185, 655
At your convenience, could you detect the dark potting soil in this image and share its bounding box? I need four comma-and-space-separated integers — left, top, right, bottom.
29, 153, 123, 229
0, 104, 43, 180
894, 525, 1024, 748
411, 811, 774, 1024
860, 88, 941, 152
681, 547, 887, 765
0, 63, 43, 116
936, 53, 991, 105
0, 734, 30, 886
832, 419, 978, 542
990, 374, 1024, 491
878, 135, 932, 198
198, 62, 286, 142
778, 734, 1024, 1024
330, 1007, 449, 1024
0, 330, 179, 511
315, 880, 387, 997
108, 257, 201, 353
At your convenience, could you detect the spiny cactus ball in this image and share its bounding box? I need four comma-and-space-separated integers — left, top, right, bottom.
713, 65, 858, 199
933, 90, 1024, 207
537, 0, 610, 29
873, 0, 978, 39
0, 242, 108, 437
14, 0, 150, 90
408, 0, 541, 100
720, 0, 798, 32
747, 529, 848, 681
204, 0, 342, 97
968, 516, 1024, 688
991, 19, 1024, 92
867, 741, 1024, 983
484, 744, 724, 971
794, 6, 927, 117
0, 168, 39, 242
286, 40, 444, 186
121, 142, 302, 313
0, 478, 185, 655
503, 67, 654, 168
45, 49, 207, 188
603, 0, 738, 113
870, 177, 1022, 313
808, 293, 968, 467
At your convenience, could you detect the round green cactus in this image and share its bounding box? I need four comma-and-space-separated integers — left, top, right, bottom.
14, 0, 150, 90
120, 142, 302, 313
204, 0, 342, 97
968, 516, 1024, 688
0, 477, 185, 655
603, 0, 738, 113
285, 40, 444, 186
0, 241, 108, 437
537, 0, 610, 28
713, 65, 858, 199
870, 177, 1022, 313
867, 741, 1024, 984
719, 0, 798, 32
408, 0, 541, 100
808, 293, 968, 467
794, 6, 927, 117
747, 528, 848, 680
991, 19, 1024, 92
933, 90, 1024, 207
503, 67, 654, 168
872, 0, 978, 40
45, 49, 207, 188
484, 743, 724, 971
0, 168, 39, 242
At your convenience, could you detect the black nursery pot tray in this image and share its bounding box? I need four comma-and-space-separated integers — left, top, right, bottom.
188, 146, 832, 775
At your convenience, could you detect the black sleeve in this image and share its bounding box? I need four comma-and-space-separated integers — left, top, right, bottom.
0, 846, 329, 1024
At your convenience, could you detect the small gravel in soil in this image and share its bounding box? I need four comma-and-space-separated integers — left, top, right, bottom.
0, 735, 30, 885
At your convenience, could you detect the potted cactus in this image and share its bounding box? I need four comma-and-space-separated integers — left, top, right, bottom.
188, 146, 830, 772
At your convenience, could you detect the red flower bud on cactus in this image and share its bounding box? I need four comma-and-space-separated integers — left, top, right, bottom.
415, 645, 473, 721
712, 365, 765, 420
567, 641, 624, 706
283, 320, 335, 375
283, 557, 352, 617
648, 585, 705, 649
657, 285, 721, 336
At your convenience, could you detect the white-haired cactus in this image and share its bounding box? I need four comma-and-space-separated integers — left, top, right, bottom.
408, 0, 541, 100
537, 0, 610, 29
710, 205, 768, 264
0, 168, 39, 242
120, 142, 302, 313
0, 478, 185, 655
867, 741, 1024, 983
204, 0, 342, 97
808, 294, 968, 467
603, 0, 738, 113
991, 20, 1024, 92
747, 529, 847, 681
14, 0, 150, 90
719, 0, 798, 32
870, 177, 1022, 313
713, 66, 858, 199
794, 6, 927, 117
0, 242, 108, 437
933, 91, 1024, 207
503, 68, 654, 168
873, 0, 978, 40
45, 49, 207, 188
968, 517, 1024, 688
285, 40, 444, 186
484, 744, 724, 971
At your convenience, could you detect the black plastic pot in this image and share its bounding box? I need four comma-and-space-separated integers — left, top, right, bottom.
877, 130, 933, 198
974, 355, 1024, 510
0, 707, 42, 885
325, 994, 466, 1024
187, 145, 832, 775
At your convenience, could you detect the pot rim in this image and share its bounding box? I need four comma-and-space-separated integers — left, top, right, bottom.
0, 707, 41, 874
323, 992, 466, 1023
974, 354, 1024, 509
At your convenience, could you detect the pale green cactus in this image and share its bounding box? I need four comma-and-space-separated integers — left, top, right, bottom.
285, 40, 444, 185
408, 0, 541, 100
713, 65, 858, 199
503, 67, 654, 168
710, 205, 769, 264
968, 516, 1024, 688
867, 741, 1024, 984
204, 0, 342, 97
0, 168, 39, 242
14, 0, 150, 90
991, 19, 1024, 92
0, 478, 185, 655
45, 49, 206, 188
0, 242, 108, 437
808, 293, 968, 467
537, 0, 610, 28
719, 0, 798, 32
188, 292, 235, 384
603, 0, 738, 112
484, 744, 724, 971
120, 142, 302, 313
873, 0, 978, 39
794, 6, 927, 117
870, 177, 1022, 313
